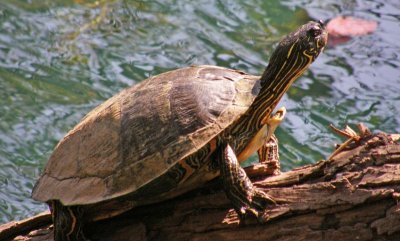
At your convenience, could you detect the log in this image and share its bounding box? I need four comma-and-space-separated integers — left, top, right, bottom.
1, 125, 400, 241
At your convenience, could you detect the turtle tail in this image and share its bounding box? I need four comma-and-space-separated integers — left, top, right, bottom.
49, 200, 87, 241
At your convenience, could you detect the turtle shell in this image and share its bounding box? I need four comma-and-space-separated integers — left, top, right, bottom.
32, 65, 260, 205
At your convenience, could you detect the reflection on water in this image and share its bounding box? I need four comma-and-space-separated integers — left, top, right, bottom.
0, 0, 399, 223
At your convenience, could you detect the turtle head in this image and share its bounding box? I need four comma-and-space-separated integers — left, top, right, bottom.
261, 21, 328, 86
283, 20, 328, 61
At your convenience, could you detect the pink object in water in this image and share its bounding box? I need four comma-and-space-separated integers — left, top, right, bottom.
326, 16, 378, 37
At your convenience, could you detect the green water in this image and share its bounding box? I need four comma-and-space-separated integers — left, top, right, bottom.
0, 0, 399, 223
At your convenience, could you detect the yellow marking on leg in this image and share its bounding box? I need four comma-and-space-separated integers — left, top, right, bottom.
209, 138, 217, 153
177, 139, 218, 184
178, 160, 195, 183
66, 207, 77, 238
258, 135, 278, 163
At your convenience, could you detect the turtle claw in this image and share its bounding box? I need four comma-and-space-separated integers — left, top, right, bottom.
218, 143, 275, 224
252, 188, 276, 208
243, 189, 275, 223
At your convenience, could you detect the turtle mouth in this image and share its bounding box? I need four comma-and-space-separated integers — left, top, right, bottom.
315, 20, 329, 51
305, 21, 328, 58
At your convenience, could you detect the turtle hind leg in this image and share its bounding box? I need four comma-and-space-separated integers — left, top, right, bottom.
218, 143, 275, 222
50, 200, 87, 241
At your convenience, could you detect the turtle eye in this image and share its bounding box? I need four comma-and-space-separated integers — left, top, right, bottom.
309, 27, 322, 37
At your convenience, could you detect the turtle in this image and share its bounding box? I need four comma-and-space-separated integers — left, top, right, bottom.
32, 21, 327, 241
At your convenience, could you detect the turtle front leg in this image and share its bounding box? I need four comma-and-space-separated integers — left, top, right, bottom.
257, 134, 281, 175
218, 143, 275, 222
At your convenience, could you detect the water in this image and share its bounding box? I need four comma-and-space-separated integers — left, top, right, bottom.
0, 0, 399, 223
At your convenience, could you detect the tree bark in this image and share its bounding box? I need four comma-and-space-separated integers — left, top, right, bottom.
2, 126, 400, 241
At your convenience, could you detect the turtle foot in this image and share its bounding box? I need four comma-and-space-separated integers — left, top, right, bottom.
218, 143, 275, 224
236, 188, 275, 224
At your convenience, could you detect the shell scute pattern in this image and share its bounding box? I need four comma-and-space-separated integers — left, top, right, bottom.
32, 65, 259, 205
